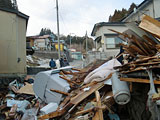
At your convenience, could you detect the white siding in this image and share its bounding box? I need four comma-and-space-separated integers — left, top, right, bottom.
123, 0, 160, 22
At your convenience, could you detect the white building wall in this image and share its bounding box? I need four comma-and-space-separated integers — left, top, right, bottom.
94, 25, 127, 54
123, 0, 160, 22
154, 0, 160, 18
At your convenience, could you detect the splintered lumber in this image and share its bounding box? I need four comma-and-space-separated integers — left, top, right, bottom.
152, 92, 160, 102
38, 109, 66, 120
74, 107, 95, 117
108, 29, 131, 40
61, 70, 74, 75
129, 44, 143, 55
58, 95, 71, 109
39, 83, 104, 120
139, 15, 160, 40
70, 83, 104, 105
71, 68, 81, 71
50, 89, 69, 96
80, 81, 97, 90
156, 44, 160, 52
74, 106, 106, 117
92, 91, 104, 120
59, 71, 66, 77
143, 35, 157, 46
120, 78, 160, 84
60, 76, 78, 85
123, 47, 136, 57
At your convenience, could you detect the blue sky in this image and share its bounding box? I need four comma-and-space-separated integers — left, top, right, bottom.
17, 0, 144, 37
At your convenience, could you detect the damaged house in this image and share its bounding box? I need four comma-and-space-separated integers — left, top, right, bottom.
91, 22, 127, 56
0, 7, 29, 82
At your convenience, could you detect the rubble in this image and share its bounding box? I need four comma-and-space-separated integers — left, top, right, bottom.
26, 55, 50, 67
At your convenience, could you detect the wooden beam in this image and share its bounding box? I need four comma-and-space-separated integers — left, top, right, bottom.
60, 76, 78, 85
143, 35, 157, 46
71, 68, 81, 71
120, 77, 160, 84
50, 89, 69, 96
70, 83, 104, 105
74, 107, 94, 117
59, 71, 66, 77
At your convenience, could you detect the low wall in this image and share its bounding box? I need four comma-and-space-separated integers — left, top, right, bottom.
34, 50, 59, 59
27, 67, 51, 75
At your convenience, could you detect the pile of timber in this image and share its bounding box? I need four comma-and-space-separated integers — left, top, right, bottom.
110, 15, 160, 85
38, 59, 115, 120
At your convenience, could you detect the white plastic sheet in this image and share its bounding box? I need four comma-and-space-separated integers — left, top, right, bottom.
84, 59, 121, 84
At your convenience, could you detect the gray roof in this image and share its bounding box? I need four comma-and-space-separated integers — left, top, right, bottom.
91, 22, 126, 36
0, 7, 29, 22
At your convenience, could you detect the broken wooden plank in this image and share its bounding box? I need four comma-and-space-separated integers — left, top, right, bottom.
139, 15, 160, 40
17, 83, 35, 95
50, 89, 69, 96
74, 107, 95, 117
38, 83, 104, 120
60, 76, 78, 85
123, 48, 136, 57
80, 81, 97, 90
94, 91, 104, 120
70, 83, 104, 105
59, 71, 66, 77
38, 109, 66, 120
71, 68, 81, 71
120, 78, 160, 84
143, 35, 157, 46
152, 92, 160, 102
129, 44, 145, 55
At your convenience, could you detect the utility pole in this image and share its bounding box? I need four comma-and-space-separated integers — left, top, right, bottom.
69, 33, 75, 49
70, 35, 71, 49
85, 31, 88, 53
152, 0, 155, 18
56, 0, 61, 59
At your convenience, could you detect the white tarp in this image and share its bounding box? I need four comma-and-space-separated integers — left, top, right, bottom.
84, 59, 121, 84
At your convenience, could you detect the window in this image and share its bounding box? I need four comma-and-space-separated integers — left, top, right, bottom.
105, 37, 123, 48
106, 38, 115, 48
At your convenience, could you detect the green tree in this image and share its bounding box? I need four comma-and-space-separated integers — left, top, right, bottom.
39, 28, 55, 36
128, 3, 137, 13
108, 3, 137, 22
0, 0, 17, 10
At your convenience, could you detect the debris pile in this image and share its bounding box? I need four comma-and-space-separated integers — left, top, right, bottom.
26, 55, 50, 67
0, 77, 38, 120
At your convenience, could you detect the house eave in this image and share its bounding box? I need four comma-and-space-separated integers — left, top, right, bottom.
121, 0, 152, 22
91, 22, 126, 36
